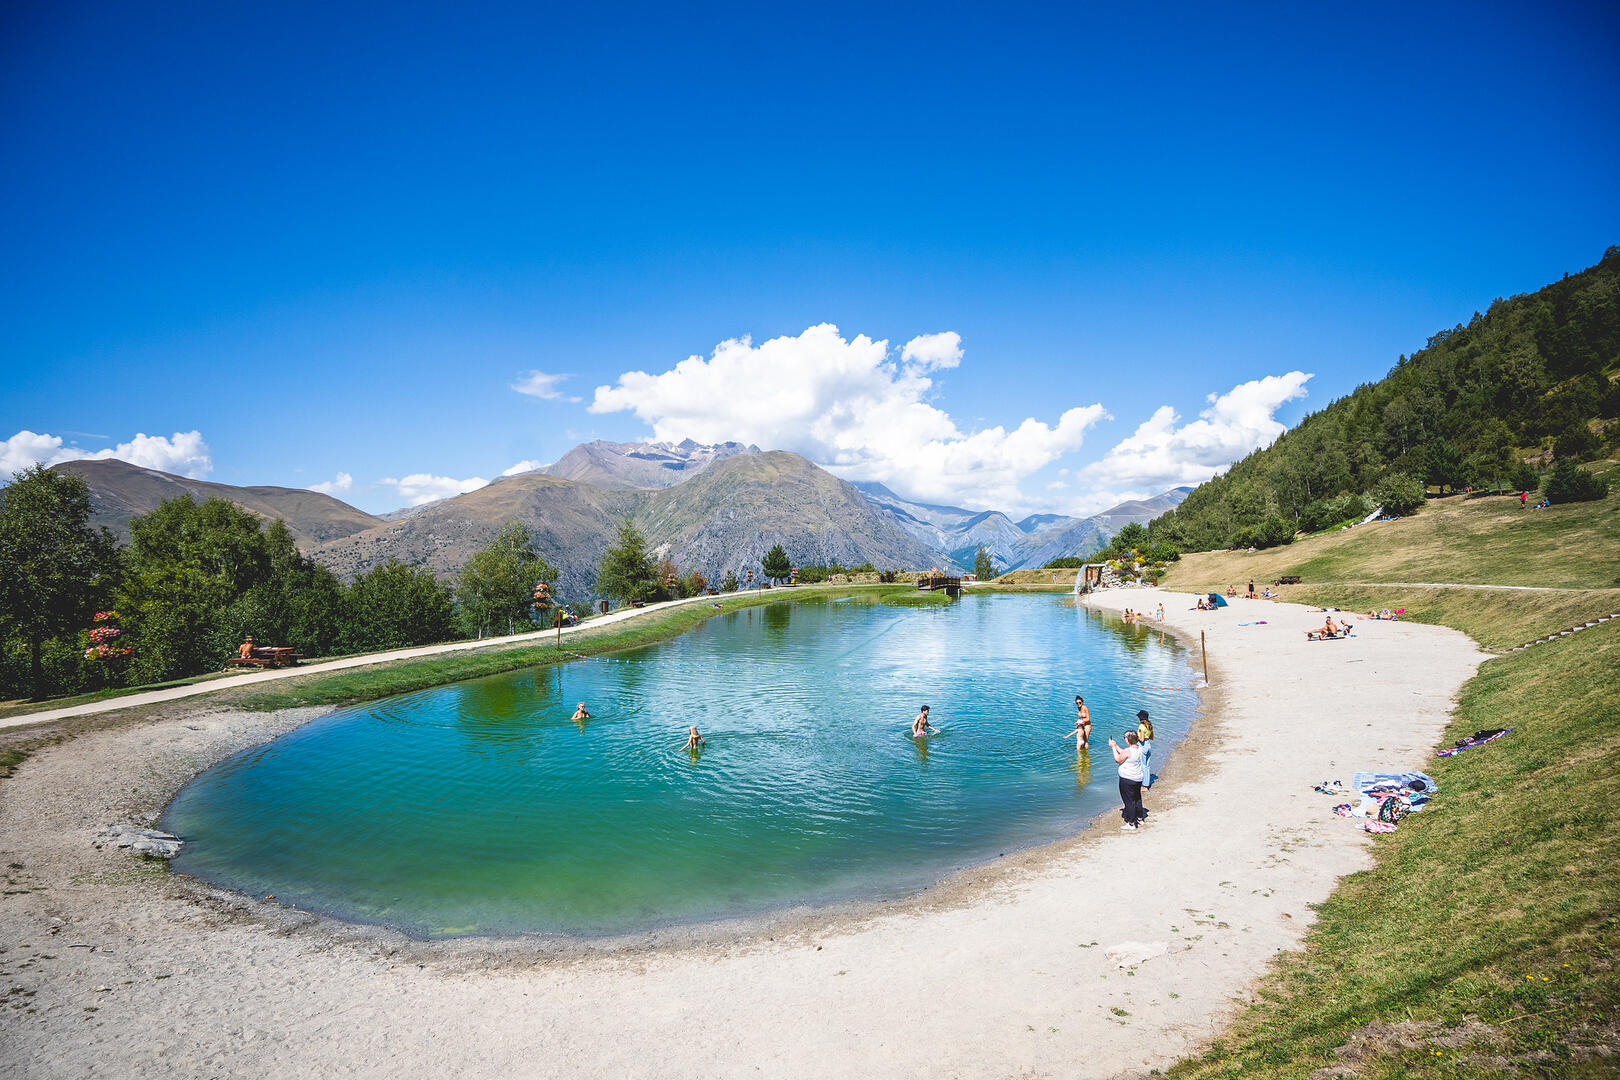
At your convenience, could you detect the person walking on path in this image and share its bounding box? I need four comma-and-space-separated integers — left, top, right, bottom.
1110, 730, 1147, 829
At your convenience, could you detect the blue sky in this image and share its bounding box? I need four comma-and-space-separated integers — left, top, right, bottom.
2, 1, 1617, 515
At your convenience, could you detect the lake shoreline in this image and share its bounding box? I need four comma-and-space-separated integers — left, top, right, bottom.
0, 588, 1484, 1078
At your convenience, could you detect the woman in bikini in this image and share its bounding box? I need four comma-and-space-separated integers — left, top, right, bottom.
1063, 695, 1091, 748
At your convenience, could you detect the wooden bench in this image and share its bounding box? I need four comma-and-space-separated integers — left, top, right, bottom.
225, 647, 302, 670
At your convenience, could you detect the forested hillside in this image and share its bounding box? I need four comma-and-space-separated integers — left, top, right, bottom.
1151, 247, 1620, 552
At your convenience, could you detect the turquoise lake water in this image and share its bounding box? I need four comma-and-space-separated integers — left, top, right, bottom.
164, 594, 1198, 937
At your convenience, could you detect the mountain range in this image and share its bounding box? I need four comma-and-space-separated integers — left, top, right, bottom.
51, 440, 1187, 597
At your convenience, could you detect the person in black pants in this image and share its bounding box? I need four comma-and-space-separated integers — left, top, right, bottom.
1109, 730, 1147, 829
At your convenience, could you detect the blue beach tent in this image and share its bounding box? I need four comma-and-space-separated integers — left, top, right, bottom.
1206, 592, 1228, 607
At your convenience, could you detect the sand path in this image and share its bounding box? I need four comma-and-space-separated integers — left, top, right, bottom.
0, 590, 1484, 1079
0, 591, 740, 732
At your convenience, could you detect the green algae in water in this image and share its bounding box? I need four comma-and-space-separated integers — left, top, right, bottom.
165, 595, 1197, 937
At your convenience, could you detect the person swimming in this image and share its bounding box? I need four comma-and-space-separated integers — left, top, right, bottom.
682, 725, 705, 751
571, 702, 591, 721
1063, 694, 1091, 748
912, 705, 938, 738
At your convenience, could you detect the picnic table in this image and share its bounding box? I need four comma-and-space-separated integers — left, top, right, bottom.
225, 647, 302, 670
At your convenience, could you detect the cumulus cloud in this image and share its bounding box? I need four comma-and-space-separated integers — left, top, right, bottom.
382, 473, 489, 507
589, 324, 1107, 509
1081, 372, 1312, 494
502, 460, 544, 476
1, 429, 212, 480
511, 371, 580, 402
309, 471, 353, 495
899, 331, 963, 371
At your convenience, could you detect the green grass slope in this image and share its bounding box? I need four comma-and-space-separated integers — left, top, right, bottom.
1169, 618, 1619, 1080
1163, 487, 1620, 592
1165, 484, 1619, 1077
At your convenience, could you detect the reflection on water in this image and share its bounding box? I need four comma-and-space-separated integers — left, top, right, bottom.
166, 594, 1199, 937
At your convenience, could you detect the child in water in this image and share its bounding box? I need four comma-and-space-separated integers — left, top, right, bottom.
682, 725, 705, 751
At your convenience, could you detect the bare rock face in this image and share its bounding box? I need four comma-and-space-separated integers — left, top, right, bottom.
101, 824, 182, 859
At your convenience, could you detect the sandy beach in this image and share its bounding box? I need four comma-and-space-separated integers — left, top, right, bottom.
0, 589, 1484, 1079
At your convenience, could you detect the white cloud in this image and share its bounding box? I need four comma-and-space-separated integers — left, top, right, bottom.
1, 429, 212, 480
899, 331, 963, 371
382, 473, 489, 507
511, 371, 580, 402
502, 460, 544, 477
1045, 479, 1067, 491
1081, 372, 1312, 494
309, 471, 353, 495
589, 324, 1107, 509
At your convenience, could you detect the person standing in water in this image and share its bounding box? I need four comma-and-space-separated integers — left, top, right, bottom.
682, 725, 705, 751
571, 702, 591, 721
912, 705, 938, 738
1063, 695, 1091, 748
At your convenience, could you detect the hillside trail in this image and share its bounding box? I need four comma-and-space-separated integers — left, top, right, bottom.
0, 591, 741, 732
1303, 581, 1587, 592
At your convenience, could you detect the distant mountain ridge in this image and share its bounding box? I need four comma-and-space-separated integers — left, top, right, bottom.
312, 451, 941, 596
50, 459, 383, 547
50, 442, 1188, 596
536, 438, 759, 489
854, 479, 1191, 572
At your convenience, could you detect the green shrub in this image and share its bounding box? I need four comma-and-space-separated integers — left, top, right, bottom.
1543, 459, 1607, 503
1373, 471, 1427, 515
1509, 462, 1542, 493
1044, 556, 1086, 569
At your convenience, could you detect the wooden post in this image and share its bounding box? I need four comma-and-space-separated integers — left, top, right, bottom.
1201, 630, 1208, 684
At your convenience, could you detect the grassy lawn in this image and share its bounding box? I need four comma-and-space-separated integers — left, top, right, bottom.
1277, 585, 1620, 653
1161, 493, 1620, 592
1169, 617, 1619, 1080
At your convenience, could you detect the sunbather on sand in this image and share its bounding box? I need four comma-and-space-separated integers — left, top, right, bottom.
1306, 616, 1339, 640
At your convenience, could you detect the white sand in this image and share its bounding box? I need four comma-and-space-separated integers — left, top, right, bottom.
0, 589, 1484, 1079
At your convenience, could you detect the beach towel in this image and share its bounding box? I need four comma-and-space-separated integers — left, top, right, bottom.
1438, 728, 1512, 757
1361, 821, 1399, 833
1352, 771, 1436, 819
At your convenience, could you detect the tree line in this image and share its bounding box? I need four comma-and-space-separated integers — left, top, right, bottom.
0, 467, 565, 701
1147, 246, 1619, 552
0, 467, 857, 703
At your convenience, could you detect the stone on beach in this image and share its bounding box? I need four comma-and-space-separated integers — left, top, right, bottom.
101, 823, 183, 859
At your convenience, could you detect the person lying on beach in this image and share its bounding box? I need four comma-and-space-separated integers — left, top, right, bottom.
1367, 608, 1398, 620
1063, 695, 1091, 747
912, 705, 939, 738
571, 703, 591, 721
682, 725, 705, 751
1306, 617, 1341, 640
